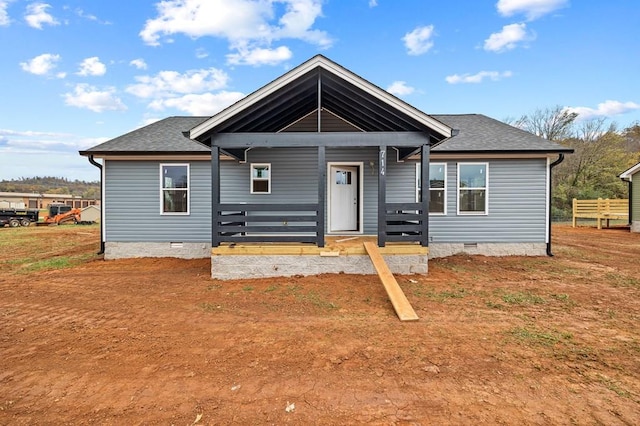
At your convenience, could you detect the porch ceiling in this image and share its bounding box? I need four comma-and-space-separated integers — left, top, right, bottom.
207, 68, 447, 143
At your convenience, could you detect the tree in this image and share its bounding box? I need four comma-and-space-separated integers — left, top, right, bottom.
551, 118, 639, 217
514, 105, 578, 141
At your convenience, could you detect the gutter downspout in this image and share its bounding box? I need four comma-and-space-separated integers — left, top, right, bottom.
547, 154, 565, 256
87, 155, 105, 254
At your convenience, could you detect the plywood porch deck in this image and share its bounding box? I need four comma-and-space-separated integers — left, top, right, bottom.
211, 235, 429, 256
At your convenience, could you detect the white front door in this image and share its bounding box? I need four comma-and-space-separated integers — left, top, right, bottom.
329, 165, 359, 232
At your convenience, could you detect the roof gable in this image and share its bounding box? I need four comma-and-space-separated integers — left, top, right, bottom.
619, 161, 640, 180
190, 55, 452, 141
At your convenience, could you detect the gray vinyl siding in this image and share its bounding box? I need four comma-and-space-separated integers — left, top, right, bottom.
104, 160, 211, 242
428, 158, 548, 243
219, 147, 417, 235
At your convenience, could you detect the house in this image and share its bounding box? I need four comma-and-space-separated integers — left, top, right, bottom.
619, 161, 640, 232
80, 205, 101, 223
80, 55, 572, 279
0, 192, 100, 210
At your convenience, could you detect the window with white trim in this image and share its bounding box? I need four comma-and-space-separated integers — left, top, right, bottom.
416, 163, 447, 214
161, 164, 189, 214
457, 163, 488, 215
251, 163, 271, 194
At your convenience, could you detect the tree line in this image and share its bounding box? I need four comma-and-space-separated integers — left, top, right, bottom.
510, 106, 640, 219
0, 176, 100, 200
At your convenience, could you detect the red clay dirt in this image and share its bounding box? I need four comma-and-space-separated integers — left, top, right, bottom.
0, 224, 639, 424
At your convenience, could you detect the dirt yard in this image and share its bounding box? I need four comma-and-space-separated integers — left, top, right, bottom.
0, 224, 639, 425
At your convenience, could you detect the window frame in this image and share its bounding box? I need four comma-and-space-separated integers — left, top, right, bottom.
160, 163, 190, 215
416, 162, 447, 215
250, 163, 271, 194
456, 162, 489, 215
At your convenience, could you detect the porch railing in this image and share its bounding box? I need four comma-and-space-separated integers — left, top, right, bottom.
212, 203, 324, 247
212, 202, 428, 248
381, 202, 428, 246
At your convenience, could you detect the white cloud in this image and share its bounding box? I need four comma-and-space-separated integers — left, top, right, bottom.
402, 25, 435, 56
63, 84, 127, 113
25, 2, 59, 29
566, 100, 640, 121
139, 0, 331, 66
386, 81, 415, 96
0, 128, 107, 152
497, 0, 568, 21
369, 0, 378, 7
126, 67, 230, 99
227, 45, 293, 66
195, 48, 208, 59
0, 1, 11, 26
20, 53, 61, 76
445, 70, 513, 84
130, 58, 148, 70
483, 23, 534, 52
77, 57, 106, 76
148, 91, 245, 116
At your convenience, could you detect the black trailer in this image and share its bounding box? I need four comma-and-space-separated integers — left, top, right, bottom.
0, 208, 40, 227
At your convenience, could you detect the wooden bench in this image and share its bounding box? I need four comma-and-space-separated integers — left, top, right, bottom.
572, 198, 629, 229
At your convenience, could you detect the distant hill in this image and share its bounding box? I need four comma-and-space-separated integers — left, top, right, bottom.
0, 177, 100, 200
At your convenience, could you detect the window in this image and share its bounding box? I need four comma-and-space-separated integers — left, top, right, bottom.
161, 164, 189, 214
335, 170, 352, 185
251, 163, 271, 194
416, 163, 447, 214
457, 163, 488, 215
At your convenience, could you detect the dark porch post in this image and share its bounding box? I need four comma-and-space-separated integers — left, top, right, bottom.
378, 144, 387, 247
211, 145, 220, 248
317, 145, 325, 247
420, 144, 430, 247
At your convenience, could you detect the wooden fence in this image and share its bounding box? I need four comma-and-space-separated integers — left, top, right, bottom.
572, 198, 629, 229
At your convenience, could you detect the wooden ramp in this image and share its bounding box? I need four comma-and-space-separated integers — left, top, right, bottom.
363, 242, 419, 322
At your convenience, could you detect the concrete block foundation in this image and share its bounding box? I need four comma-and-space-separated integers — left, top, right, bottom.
211, 253, 428, 280
105, 242, 211, 260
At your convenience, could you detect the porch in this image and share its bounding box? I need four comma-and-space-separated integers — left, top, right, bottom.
211, 234, 429, 280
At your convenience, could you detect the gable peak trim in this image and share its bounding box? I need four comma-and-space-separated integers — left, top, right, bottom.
189, 55, 451, 139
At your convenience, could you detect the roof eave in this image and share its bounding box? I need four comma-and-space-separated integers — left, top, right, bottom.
431, 148, 575, 155
79, 150, 211, 157
619, 162, 640, 180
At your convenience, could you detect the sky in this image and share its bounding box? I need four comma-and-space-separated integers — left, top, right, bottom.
0, 0, 639, 183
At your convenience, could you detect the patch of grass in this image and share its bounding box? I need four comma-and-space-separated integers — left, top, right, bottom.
549, 293, 576, 308
207, 284, 223, 291
598, 375, 631, 398
508, 326, 572, 347
200, 302, 222, 312
605, 272, 640, 289
242, 286, 254, 292
295, 290, 338, 310
19, 254, 94, 273
485, 300, 505, 309
549, 293, 570, 302
411, 285, 469, 302
264, 285, 278, 293
499, 291, 546, 305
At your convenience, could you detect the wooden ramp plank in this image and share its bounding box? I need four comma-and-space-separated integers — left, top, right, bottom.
363, 242, 419, 322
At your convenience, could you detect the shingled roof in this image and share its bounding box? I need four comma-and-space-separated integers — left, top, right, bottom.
80, 114, 571, 156
80, 116, 210, 156
432, 114, 572, 153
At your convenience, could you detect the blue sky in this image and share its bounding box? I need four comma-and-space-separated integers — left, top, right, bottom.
0, 0, 638, 182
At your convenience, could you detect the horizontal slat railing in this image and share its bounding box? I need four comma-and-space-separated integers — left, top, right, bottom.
572, 198, 629, 229
382, 202, 428, 245
213, 203, 323, 246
